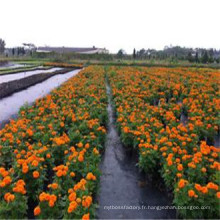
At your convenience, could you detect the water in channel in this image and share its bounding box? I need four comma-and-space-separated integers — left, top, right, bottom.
0, 69, 81, 128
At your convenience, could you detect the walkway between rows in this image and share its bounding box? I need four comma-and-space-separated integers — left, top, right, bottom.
97, 79, 176, 219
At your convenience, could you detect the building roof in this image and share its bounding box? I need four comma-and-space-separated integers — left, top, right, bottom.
37, 46, 102, 53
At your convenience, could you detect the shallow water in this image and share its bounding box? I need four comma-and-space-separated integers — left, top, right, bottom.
0, 69, 81, 128
0, 67, 62, 84
0, 62, 27, 69
97, 80, 176, 219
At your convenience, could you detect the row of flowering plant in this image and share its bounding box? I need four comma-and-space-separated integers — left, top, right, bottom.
44, 62, 83, 68
0, 66, 107, 219
108, 66, 220, 219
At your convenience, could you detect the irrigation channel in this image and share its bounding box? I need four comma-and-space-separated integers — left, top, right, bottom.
0, 67, 62, 83
0, 69, 81, 128
97, 79, 176, 219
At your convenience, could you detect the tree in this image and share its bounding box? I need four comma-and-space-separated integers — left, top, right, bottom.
0, 38, 5, 54
195, 52, 199, 63
187, 52, 194, 62
117, 49, 125, 59
201, 51, 209, 63
137, 49, 146, 59
133, 48, 136, 59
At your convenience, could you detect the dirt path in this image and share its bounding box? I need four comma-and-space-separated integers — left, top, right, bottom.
96, 79, 176, 219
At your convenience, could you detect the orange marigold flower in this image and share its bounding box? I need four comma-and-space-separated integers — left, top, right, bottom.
70, 172, 75, 177
195, 183, 202, 192
4, 192, 15, 202
82, 196, 92, 208
207, 182, 219, 191
82, 213, 90, 220
78, 155, 84, 162
68, 201, 78, 213
86, 172, 96, 181
3, 176, 12, 185
176, 173, 182, 178
32, 160, 39, 167
201, 167, 206, 173
34, 206, 41, 216
56, 170, 63, 177
201, 186, 208, 194
49, 183, 58, 190
93, 148, 99, 155
167, 160, 173, 166
188, 190, 195, 197
49, 200, 55, 207
177, 164, 183, 171
178, 179, 187, 188
22, 164, 29, 174
78, 142, 83, 148
85, 143, 90, 149
33, 171, 40, 179
69, 192, 76, 202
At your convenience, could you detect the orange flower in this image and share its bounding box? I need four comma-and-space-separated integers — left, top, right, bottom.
34, 206, 41, 216
32, 160, 39, 167
76, 198, 81, 203
78, 142, 83, 148
69, 192, 76, 202
56, 170, 63, 177
178, 179, 187, 188
4, 193, 15, 202
85, 143, 90, 149
201, 187, 208, 194
27, 129, 33, 136
123, 127, 129, 133
93, 148, 99, 155
176, 173, 182, 178
207, 182, 219, 191
82, 196, 92, 208
78, 155, 84, 162
216, 192, 220, 199
195, 183, 202, 192
22, 164, 29, 174
48, 183, 58, 190
49, 200, 55, 207
3, 176, 12, 185
0, 181, 6, 188
68, 201, 78, 213
188, 190, 195, 197
86, 172, 96, 181
33, 171, 40, 179
201, 167, 206, 173
167, 160, 173, 166
70, 172, 75, 177
82, 213, 90, 220
177, 164, 183, 171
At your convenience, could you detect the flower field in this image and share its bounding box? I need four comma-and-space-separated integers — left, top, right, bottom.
107, 66, 220, 218
0, 66, 107, 219
0, 65, 219, 219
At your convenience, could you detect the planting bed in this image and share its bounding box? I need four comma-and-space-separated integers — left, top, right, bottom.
0, 66, 107, 219
107, 66, 220, 219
